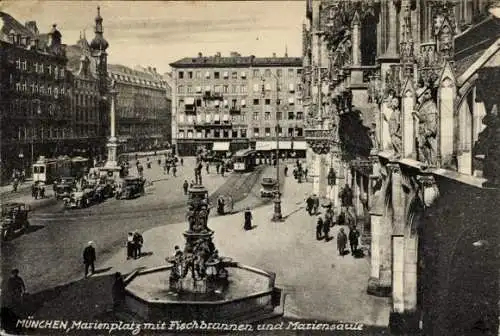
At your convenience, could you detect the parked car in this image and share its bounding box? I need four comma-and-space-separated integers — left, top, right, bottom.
116, 177, 145, 200
1, 203, 30, 240
54, 177, 76, 199
260, 177, 278, 198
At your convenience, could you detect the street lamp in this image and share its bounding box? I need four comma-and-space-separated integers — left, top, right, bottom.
262, 75, 283, 221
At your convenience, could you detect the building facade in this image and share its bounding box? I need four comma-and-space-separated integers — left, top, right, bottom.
0, 12, 71, 181
303, 1, 500, 335
169, 53, 307, 157
107, 64, 172, 152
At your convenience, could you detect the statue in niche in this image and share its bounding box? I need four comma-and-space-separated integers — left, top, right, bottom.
473, 105, 500, 186
413, 87, 438, 166
386, 97, 402, 156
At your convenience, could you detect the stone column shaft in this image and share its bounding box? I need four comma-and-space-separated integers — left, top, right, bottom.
352, 22, 361, 66
387, 1, 399, 55
110, 92, 116, 138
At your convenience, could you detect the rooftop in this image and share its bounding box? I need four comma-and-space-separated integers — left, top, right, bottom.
170, 54, 302, 68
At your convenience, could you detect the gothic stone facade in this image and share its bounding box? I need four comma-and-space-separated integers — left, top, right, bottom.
303, 1, 500, 335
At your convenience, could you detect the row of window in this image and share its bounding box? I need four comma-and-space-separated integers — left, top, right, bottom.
14, 81, 67, 97
177, 83, 303, 94
119, 125, 163, 135
110, 73, 164, 89
14, 59, 65, 79
179, 97, 302, 109
177, 127, 304, 139
178, 129, 247, 139
178, 111, 304, 123
177, 68, 302, 80
10, 126, 97, 141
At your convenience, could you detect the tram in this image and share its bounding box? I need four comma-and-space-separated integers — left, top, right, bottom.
32, 156, 90, 184
233, 149, 257, 172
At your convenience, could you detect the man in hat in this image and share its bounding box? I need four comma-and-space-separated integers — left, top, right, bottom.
6, 269, 26, 309
83, 241, 96, 277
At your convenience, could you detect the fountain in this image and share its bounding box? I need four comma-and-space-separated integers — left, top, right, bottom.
123, 184, 285, 322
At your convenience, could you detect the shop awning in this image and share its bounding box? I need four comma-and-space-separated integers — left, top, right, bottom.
278, 141, 292, 150
293, 141, 307, 150
255, 141, 276, 151
213, 142, 230, 151
185, 97, 195, 105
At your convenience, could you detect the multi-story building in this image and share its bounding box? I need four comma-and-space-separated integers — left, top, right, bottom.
0, 12, 71, 181
169, 52, 307, 157
303, 1, 500, 335
66, 34, 107, 160
107, 64, 171, 152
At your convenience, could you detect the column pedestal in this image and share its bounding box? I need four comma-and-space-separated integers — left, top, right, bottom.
367, 211, 392, 297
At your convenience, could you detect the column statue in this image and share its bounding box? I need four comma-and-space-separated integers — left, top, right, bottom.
387, 97, 403, 157
413, 87, 438, 166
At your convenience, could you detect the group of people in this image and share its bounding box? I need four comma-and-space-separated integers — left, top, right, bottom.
126, 231, 144, 260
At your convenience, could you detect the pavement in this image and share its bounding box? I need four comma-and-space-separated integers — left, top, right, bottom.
29, 172, 390, 330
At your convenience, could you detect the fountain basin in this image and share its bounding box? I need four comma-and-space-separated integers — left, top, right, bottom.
124, 263, 284, 322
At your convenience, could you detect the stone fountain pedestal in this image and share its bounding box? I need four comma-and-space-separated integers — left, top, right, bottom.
123, 184, 285, 322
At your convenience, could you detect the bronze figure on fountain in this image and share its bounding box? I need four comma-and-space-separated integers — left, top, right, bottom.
167, 184, 230, 292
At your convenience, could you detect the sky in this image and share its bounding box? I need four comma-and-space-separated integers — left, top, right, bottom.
1, 1, 305, 74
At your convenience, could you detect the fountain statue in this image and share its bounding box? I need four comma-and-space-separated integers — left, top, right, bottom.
166, 184, 230, 293
122, 183, 285, 322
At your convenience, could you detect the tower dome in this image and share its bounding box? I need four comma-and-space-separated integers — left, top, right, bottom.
90, 6, 109, 52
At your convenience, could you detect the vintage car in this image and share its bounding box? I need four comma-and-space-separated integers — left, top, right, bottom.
260, 177, 278, 198
115, 177, 145, 200
1, 203, 30, 240
54, 177, 76, 199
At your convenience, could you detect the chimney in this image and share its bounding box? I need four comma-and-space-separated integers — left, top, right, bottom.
216, 52, 221, 57
272, 52, 276, 57
148, 66, 152, 72
153, 67, 157, 73
198, 52, 203, 57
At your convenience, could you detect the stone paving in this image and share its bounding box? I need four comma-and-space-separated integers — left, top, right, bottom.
34, 173, 390, 328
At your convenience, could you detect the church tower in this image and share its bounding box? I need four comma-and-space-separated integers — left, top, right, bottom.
90, 6, 109, 96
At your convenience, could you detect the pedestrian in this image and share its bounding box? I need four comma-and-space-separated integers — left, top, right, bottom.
325, 204, 335, 227
349, 226, 360, 255
217, 196, 225, 215
31, 183, 37, 199
337, 228, 347, 256
180, 157, 184, 166
5, 269, 26, 309
304, 168, 308, 179
221, 165, 225, 177
284, 165, 288, 177
174, 245, 183, 259
126, 232, 135, 260
244, 207, 252, 230
157, 157, 161, 166
313, 194, 320, 215
322, 214, 331, 241
216, 163, 220, 174
83, 241, 96, 277
12, 178, 18, 193
112, 272, 126, 311
206, 162, 209, 174
339, 185, 354, 221
183, 180, 189, 195
166, 164, 171, 175
306, 195, 314, 215
316, 216, 323, 240
133, 231, 144, 259
172, 165, 177, 177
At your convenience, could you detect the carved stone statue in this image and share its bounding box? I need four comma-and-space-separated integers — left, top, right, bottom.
388, 98, 403, 156
413, 88, 438, 166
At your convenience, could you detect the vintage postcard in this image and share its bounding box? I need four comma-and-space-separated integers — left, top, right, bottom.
1, 1, 499, 335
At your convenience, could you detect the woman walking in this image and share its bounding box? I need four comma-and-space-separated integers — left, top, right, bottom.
244, 207, 252, 231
